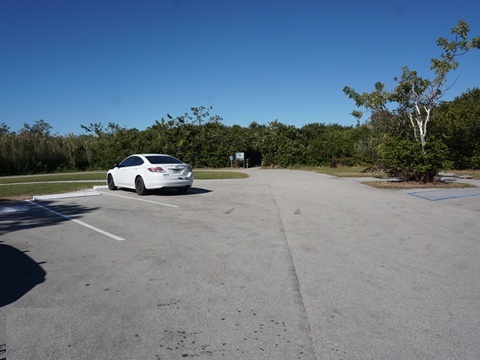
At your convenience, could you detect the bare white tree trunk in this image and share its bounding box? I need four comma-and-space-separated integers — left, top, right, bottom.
408, 103, 431, 151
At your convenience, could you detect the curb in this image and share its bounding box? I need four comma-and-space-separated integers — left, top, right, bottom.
33, 189, 103, 201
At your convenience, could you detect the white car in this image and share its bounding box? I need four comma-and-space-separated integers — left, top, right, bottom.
106, 154, 194, 195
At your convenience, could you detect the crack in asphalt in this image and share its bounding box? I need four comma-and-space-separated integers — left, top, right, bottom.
268, 184, 318, 360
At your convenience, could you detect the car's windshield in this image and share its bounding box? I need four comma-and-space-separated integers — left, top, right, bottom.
145, 155, 183, 164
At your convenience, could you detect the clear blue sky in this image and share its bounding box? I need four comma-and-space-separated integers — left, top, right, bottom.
1, 0, 479, 135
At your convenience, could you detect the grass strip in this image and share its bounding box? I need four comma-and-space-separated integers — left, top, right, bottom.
0, 172, 106, 184
289, 165, 381, 178
0, 171, 247, 201
194, 171, 249, 180
292, 166, 480, 180
0, 170, 249, 184
0, 182, 107, 201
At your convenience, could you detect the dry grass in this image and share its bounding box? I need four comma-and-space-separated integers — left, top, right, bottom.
362, 180, 477, 189
451, 169, 480, 180
289, 165, 381, 177
194, 170, 249, 179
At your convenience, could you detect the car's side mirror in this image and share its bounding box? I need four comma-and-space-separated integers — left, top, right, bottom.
115, 163, 120, 168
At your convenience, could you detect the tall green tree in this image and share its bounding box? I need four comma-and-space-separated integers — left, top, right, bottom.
431, 88, 480, 169
344, 20, 480, 151
0, 123, 10, 135
343, 20, 480, 181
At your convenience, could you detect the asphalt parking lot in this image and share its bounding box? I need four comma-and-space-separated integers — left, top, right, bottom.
1, 169, 480, 359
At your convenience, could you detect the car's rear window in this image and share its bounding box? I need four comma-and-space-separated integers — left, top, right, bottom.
145, 155, 183, 164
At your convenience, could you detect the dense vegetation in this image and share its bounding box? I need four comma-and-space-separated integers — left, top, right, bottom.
343, 20, 479, 182
1, 88, 479, 177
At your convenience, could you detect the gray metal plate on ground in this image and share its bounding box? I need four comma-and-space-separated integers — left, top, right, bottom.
409, 187, 480, 201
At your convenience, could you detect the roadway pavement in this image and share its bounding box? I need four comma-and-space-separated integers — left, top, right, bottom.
1, 169, 479, 359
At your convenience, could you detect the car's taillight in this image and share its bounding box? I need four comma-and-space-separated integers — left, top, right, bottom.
147, 166, 165, 173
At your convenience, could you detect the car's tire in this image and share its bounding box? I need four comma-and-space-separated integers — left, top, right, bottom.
177, 186, 190, 194
107, 174, 117, 190
135, 176, 148, 195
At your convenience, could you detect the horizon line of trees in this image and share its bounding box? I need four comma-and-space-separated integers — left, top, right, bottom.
1, 89, 479, 177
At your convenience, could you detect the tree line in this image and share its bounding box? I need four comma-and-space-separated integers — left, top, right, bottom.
1, 21, 478, 181
1, 89, 479, 177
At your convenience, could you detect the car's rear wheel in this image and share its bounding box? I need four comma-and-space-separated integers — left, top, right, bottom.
135, 176, 148, 195
107, 174, 117, 190
177, 186, 190, 194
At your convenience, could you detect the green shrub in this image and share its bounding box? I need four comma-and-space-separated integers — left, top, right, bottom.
381, 138, 448, 182
469, 155, 480, 170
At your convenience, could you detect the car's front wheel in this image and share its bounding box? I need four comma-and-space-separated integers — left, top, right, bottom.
135, 176, 148, 195
107, 174, 117, 190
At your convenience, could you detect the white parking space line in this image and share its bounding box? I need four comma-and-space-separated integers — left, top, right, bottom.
27, 200, 125, 241
100, 191, 179, 208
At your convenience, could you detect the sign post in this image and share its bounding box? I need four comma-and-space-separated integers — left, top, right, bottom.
235, 152, 245, 168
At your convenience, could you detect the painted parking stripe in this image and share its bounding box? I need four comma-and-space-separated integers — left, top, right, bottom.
27, 200, 125, 241
100, 191, 179, 208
